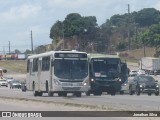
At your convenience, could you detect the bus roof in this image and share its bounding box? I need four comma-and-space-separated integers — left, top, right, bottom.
27, 50, 87, 59
88, 53, 120, 59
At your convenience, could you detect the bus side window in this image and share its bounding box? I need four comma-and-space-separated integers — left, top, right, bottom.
46, 56, 50, 71
42, 56, 50, 71
33, 58, 38, 72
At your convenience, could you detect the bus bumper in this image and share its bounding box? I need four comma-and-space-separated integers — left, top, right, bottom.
51, 85, 90, 93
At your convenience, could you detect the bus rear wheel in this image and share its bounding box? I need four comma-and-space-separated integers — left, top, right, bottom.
58, 92, 63, 97
62, 93, 67, 97
74, 92, 81, 97
155, 92, 159, 96
110, 91, 116, 96
120, 91, 124, 95
33, 91, 39, 96
58, 92, 67, 97
93, 91, 102, 96
48, 91, 53, 96
38, 92, 43, 96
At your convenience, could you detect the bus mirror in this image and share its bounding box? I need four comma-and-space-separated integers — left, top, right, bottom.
3, 69, 7, 73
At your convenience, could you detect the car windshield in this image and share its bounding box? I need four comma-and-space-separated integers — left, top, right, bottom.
54, 59, 88, 80
138, 76, 155, 83
92, 58, 120, 78
0, 80, 6, 82
12, 80, 20, 83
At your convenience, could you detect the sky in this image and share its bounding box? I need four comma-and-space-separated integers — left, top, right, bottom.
0, 0, 160, 53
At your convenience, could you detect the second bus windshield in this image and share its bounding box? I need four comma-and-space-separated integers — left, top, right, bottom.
92, 58, 120, 78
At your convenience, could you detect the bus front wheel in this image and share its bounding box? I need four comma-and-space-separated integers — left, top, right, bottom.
85, 91, 90, 96
33, 83, 38, 96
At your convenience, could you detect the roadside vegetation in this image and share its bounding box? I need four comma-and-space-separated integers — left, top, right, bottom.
1, 7, 160, 74
46, 8, 160, 58
0, 60, 27, 74
120, 47, 155, 63
0, 47, 154, 73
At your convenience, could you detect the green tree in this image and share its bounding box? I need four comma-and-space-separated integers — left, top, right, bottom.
50, 20, 63, 40
49, 8, 160, 53
50, 13, 98, 51
63, 13, 82, 37
15, 49, 21, 54
146, 24, 160, 47
34, 45, 46, 54
135, 8, 160, 27
116, 42, 126, 51
25, 49, 32, 54
140, 24, 160, 56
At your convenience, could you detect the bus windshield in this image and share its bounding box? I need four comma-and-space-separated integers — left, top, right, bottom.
92, 58, 120, 78
54, 59, 88, 80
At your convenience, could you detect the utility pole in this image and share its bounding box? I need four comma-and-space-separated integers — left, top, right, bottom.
31, 30, 34, 54
3, 47, 5, 55
128, 4, 131, 51
62, 26, 65, 49
9, 41, 10, 54
144, 45, 146, 57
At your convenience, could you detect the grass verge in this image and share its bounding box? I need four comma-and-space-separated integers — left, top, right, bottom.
0, 60, 27, 74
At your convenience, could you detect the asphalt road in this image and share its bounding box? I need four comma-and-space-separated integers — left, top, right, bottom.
0, 87, 159, 120
0, 64, 160, 120
0, 86, 160, 111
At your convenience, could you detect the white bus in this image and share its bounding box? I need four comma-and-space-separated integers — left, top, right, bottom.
26, 50, 90, 97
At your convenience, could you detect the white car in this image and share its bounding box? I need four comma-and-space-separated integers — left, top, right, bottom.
6, 77, 14, 83
129, 70, 137, 77
0, 79, 8, 87
137, 69, 146, 75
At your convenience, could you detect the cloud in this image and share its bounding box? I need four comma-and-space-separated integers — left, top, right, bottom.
48, 0, 89, 8
153, 1, 160, 11
0, 4, 41, 24
46, 0, 132, 24
47, 0, 112, 9
0, 0, 160, 52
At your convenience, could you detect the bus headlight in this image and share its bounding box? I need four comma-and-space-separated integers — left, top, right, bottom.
139, 85, 143, 88
117, 78, 121, 82
91, 79, 94, 82
123, 83, 127, 86
54, 79, 61, 85
83, 82, 87, 86
156, 85, 159, 88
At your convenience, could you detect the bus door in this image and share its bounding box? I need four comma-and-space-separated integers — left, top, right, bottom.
121, 62, 128, 84
28, 60, 32, 90
50, 57, 53, 90
38, 60, 42, 90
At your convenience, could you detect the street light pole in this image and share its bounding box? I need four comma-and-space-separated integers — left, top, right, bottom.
62, 24, 65, 50
128, 4, 131, 51
9, 41, 10, 54
31, 30, 34, 54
